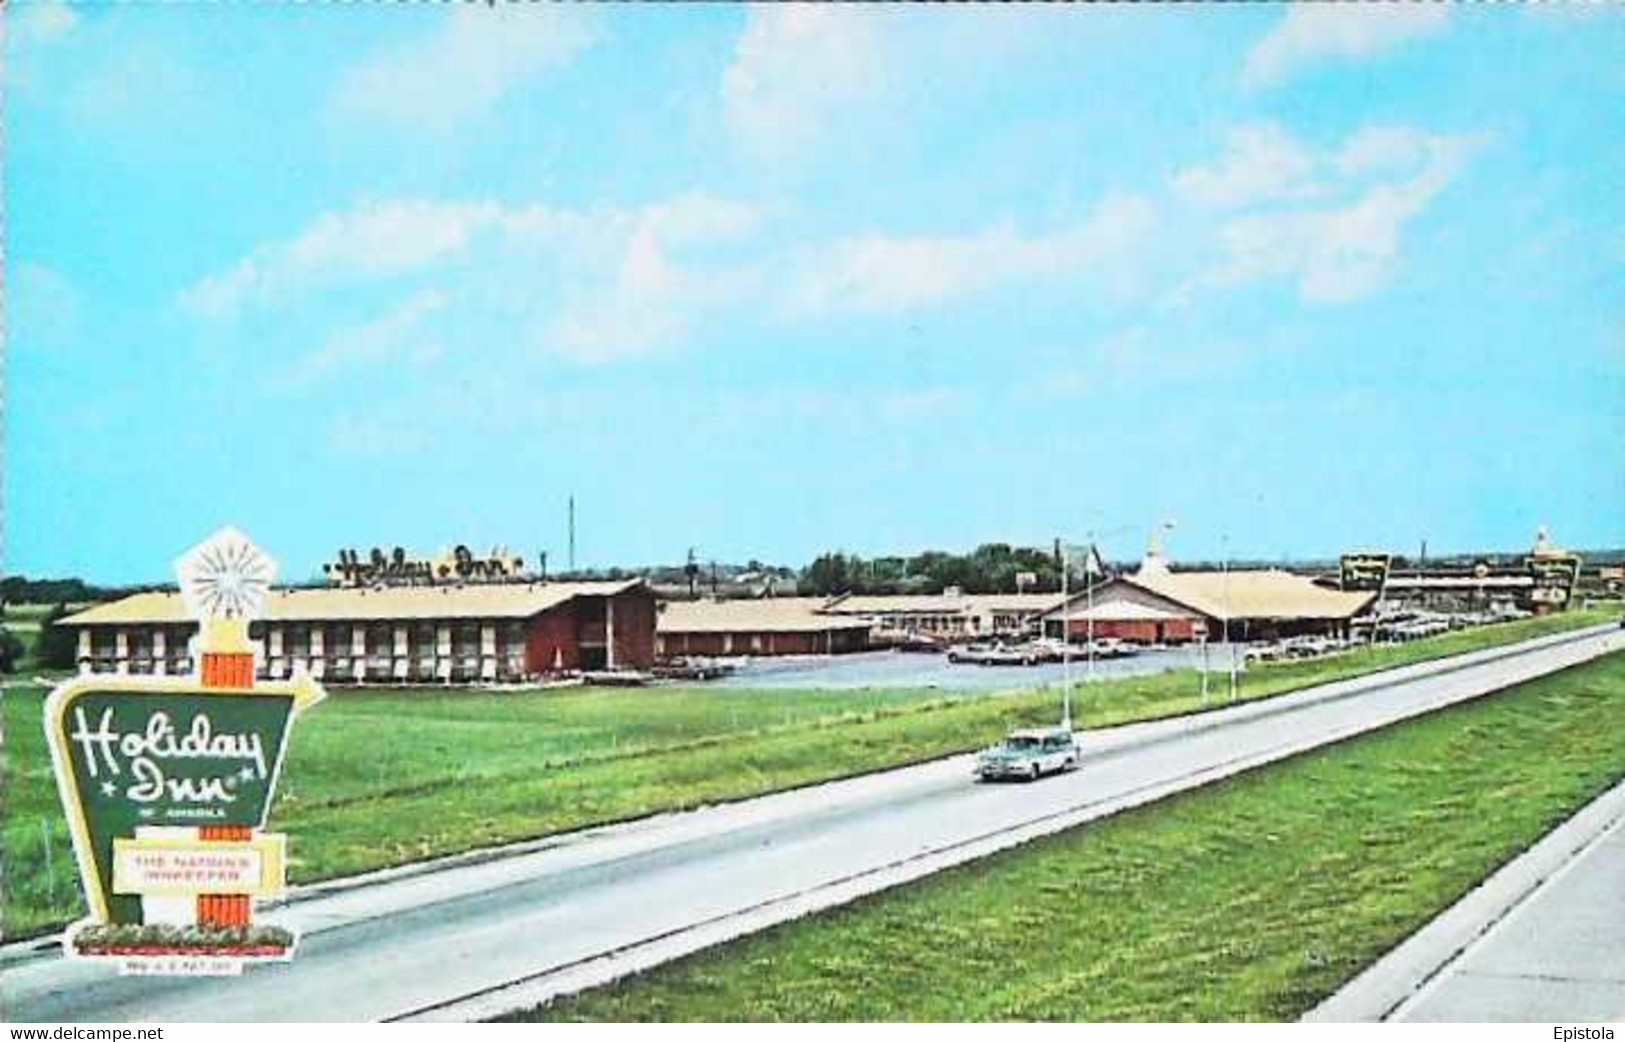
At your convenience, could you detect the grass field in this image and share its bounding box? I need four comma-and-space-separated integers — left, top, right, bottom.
0, 609, 1611, 939
525, 650, 1625, 1022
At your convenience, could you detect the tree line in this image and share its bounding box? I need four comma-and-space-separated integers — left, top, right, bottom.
797, 543, 1087, 597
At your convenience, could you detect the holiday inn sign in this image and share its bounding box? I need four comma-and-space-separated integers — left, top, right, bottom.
46, 528, 325, 972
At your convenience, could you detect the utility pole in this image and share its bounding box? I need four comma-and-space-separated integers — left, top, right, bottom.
568, 496, 577, 574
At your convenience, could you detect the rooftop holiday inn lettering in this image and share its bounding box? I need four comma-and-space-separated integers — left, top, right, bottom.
324, 544, 526, 587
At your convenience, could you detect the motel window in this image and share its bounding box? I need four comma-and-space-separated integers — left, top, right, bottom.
409, 622, 436, 655
365, 623, 393, 657
127, 628, 153, 673
498, 622, 525, 656
90, 629, 116, 659
325, 625, 353, 656
285, 626, 311, 657
167, 626, 195, 664
452, 623, 480, 656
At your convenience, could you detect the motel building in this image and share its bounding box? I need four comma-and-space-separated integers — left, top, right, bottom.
1041, 549, 1376, 645
62, 579, 657, 684
656, 597, 874, 657
819, 591, 1069, 643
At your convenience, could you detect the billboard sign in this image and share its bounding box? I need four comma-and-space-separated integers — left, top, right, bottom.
1527, 552, 1582, 607
1339, 552, 1392, 593
46, 528, 325, 974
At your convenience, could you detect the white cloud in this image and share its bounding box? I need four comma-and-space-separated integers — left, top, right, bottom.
1244, 5, 1451, 89
11, 1, 79, 46
332, 7, 595, 131
1172, 123, 1324, 209
286, 290, 448, 385
721, 6, 887, 163
180, 200, 502, 319
181, 193, 765, 364
1335, 126, 1435, 178
9, 261, 81, 352
1205, 132, 1484, 303
793, 193, 1157, 316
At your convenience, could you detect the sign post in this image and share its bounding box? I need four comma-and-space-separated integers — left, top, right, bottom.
45, 527, 325, 974
1193, 621, 1209, 705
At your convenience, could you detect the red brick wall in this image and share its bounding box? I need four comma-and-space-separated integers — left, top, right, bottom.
526, 609, 581, 674
610, 588, 656, 669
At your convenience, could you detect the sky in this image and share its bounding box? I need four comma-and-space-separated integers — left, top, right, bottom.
5, 3, 1623, 584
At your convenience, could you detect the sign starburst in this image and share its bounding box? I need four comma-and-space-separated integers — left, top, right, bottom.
176, 527, 277, 621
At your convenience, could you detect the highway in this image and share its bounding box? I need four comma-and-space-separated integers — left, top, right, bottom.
5, 623, 1620, 1023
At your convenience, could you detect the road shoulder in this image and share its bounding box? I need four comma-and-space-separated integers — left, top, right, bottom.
1304, 773, 1625, 1023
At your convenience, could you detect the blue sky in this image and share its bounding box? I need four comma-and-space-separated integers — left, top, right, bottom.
6, 4, 1623, 584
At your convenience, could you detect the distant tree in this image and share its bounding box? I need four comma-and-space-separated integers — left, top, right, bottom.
0, 576, 102, 605
0, 627, 23, 673
36, 603, 80, 671
800, 552, 866, 596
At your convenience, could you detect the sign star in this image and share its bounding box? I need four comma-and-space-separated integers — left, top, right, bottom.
238, 766, 256, 782
100, 781, 118, 797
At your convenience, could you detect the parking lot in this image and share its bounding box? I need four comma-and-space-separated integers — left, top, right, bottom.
706, 644, 1243, 691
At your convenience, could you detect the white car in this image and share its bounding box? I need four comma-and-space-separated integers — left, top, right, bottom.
975, 727, 1082, 781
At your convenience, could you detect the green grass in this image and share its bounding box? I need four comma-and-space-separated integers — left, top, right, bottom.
525, 651, 1625, 1022
0, 609, 1610, 940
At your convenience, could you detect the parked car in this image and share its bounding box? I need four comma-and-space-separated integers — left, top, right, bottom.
947, 642, 995, 664
948, 642, 1038, 666
975, 726, 1081, 781
1089, 637, 1139, 659
1026, 637, 1070, 663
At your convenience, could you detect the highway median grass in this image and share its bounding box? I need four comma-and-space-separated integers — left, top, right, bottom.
0, 609, 1611, 940
524, 649, 1625, 1022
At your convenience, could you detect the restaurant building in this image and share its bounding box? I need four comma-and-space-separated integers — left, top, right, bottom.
820, 591, 1068, 642
1042, 551, 1375, 645
61, 579, 657, 684
656, 597, 873, 657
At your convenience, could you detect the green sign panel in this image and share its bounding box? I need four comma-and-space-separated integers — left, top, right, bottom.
1527, 553, 1582, 607
47, 677, 317, 926
1340, 553, 1391, 593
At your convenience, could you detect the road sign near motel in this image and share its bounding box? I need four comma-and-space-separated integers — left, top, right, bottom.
45, 528, 325, 974
1527, 552, 1582, 606
1339, 553, 1392, 593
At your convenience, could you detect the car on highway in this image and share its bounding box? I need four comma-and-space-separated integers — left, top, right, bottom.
975, 726, 1081, 781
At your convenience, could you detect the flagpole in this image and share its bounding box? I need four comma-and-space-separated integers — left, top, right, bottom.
1086, 532, 1096, 686
1061, 542, 1071, 730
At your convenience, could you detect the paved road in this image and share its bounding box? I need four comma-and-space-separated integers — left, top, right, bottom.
5, 624, 1620, 1023
1394, 793, 1625, 1022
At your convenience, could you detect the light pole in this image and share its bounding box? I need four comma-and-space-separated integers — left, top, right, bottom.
1222, 533, 1238, 702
